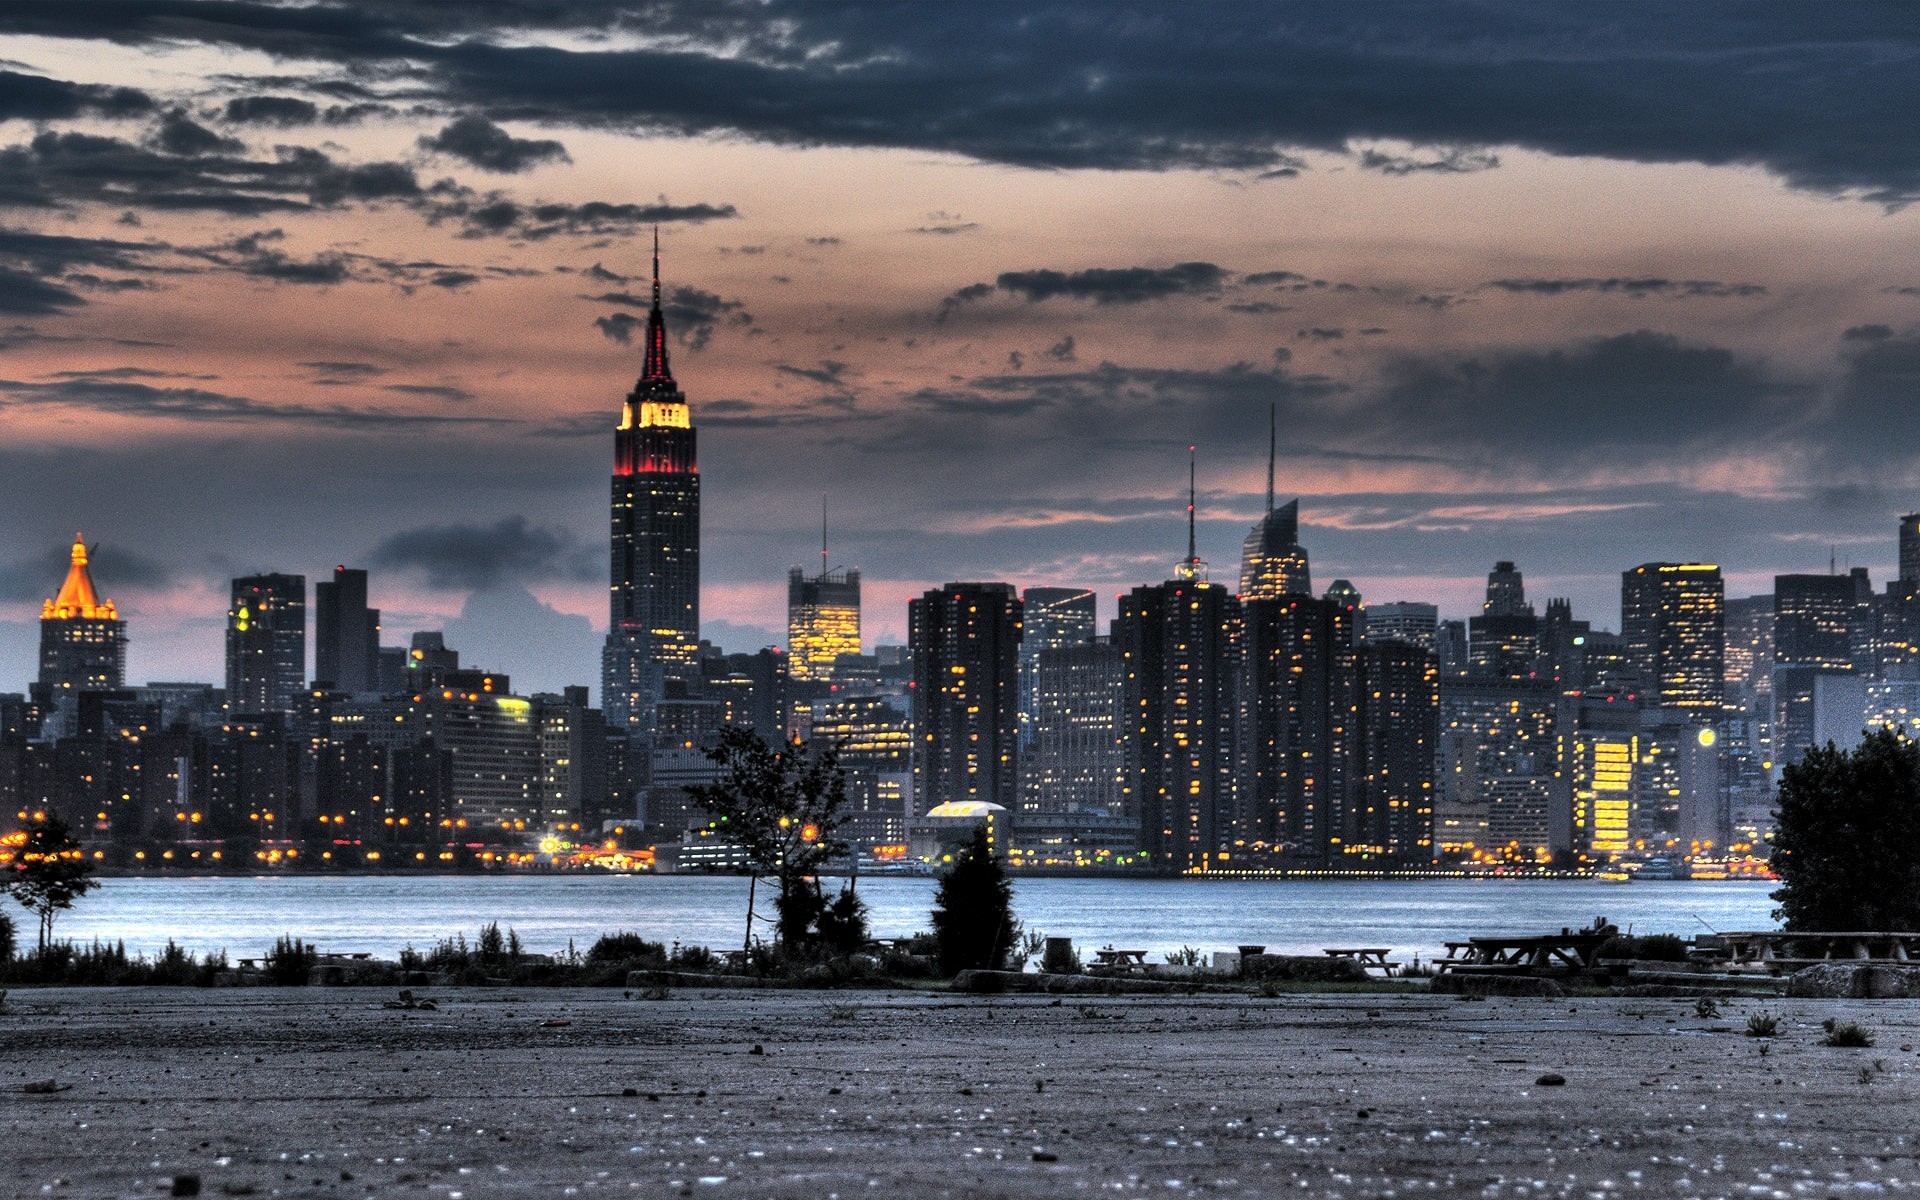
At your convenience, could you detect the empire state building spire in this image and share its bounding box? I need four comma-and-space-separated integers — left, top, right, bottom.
641, 226, 672, 387
604, 229, 701, 731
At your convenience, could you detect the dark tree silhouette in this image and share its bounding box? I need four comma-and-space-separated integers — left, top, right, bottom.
4, 814, 99, 950
931, 825, 1016, 975
1771, 727, 1920, 931
688, 727, 851, 953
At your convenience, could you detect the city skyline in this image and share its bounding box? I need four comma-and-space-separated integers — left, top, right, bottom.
3, 5, 1920, 692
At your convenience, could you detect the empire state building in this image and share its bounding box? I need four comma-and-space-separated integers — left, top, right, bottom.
602, 235, 699, 731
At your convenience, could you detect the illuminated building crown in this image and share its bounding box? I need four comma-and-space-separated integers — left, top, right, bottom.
43, 533, 117, 620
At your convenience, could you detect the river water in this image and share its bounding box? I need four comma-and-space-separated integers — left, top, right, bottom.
43, 874, 1779, 965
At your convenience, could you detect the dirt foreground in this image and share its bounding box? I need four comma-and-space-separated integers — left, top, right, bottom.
3, 986, 1919, 1198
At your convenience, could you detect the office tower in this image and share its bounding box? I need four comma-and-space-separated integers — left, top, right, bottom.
1324, 579, 1364, 644
1240, 410, 1311, 600
1469, 561, 1539, 679
604, 233, 700, 732
1241, 593, 1352, 865
1773, 573, 1861, 669
533, 686, 608, 829
1118, 578, 1241, 869
1561, 695, 1642, 856
227, 573, 307, 714
407, 631, 459, 681
1539, 598, 1591, 692
1018, 587, 1096, 747
787, 566, 860, 684
1436, 619, 1469, 677
1773, 572, 1862, 767
909, 582, 1023, 811
1367, 601, 1438, 653
1021, 638, 1127, 817
1484, 561, 1529, 617
809, 693, 913, 849
1351, 640, 1439, 865
1437, 678, 1558, 860
36, 534, 127, 705
314, 566, 379, 693
1620, 563, 1724, 710
1635, 708, 1728, 851
1902, 514, 1920, 587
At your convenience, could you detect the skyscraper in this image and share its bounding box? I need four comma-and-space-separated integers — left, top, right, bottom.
603, 233, 700, 731
314, 566, 379, 693
1241, 593, 1352, 865
1239, 407, 1312, 600
909, 582, 1023, 811
1469, 561, 1539, 679
1620, 563, 1724, 711
1772, 572, 1862, 767
1017, 586, 1096, 746
226, 573, 306, 713
36, 534, 126, 705
1118, 456, 1242, 869
1901, 513, 1920, 587
787, 566, 860, 683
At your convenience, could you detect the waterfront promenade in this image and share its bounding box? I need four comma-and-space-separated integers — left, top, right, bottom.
4, 986, 1916, 1197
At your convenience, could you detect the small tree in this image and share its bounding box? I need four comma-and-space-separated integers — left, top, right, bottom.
4, 815, 98, 950
931, 825, 1016, 975
688, 727, 850, 955
0, 908, 15, 962
1771, 727, 1920, 931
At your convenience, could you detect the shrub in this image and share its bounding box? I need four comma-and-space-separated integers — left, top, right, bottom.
0, 910, 14, 962
668, 943, 719, 973
263, 935, 316, 986
815, 887, 870, 957
1823, 1019, 1874, 1048
587, 932, 666, 965
931, 826, 1016, 975
1746, 1010, 1780, 1038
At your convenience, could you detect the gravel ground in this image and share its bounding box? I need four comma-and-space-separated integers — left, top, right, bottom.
2, 986, 1918, 1198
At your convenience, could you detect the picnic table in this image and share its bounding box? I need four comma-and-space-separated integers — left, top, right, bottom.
1091, 948, 1149, 974
1322, 947, 1400, 976
1708, 930, 1920, 973
1438, 925, 1616, 975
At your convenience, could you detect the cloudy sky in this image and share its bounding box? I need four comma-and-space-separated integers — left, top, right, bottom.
2, 2, 1918, 695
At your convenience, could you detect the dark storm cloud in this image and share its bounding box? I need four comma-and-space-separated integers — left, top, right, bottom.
1843, 324, 1894, 342
6, 4, 1911, 201
0, 267, 86, 314
0, 130, 420, 215
1357, 146, 1499, 175
150, 109, 245, 157
996, 263, 1228, 304
1827, 334, 1920, 465
0, 376, 511, 429
432, 194, 738, 240
383, 383, 473, 402
593, 312, 642, 343
418, 114, 570, 173
1371, 330, 1790, 463
1485, 277, 1768, 299
586, 285, 752, 349
0, 69, 151, 121
222, 95, 321, 126
0, 539, 171, 603
368, 515, 594, 590
663, 285, 751, 350
939, 262, 1229, 321
299, 360, 387, 378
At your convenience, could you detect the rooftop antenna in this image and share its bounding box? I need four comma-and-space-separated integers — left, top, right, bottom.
1177, 445, 1206, 581
1266, 402, 1276, 516
822, 492, 830, 577
651, 225, 661, 308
